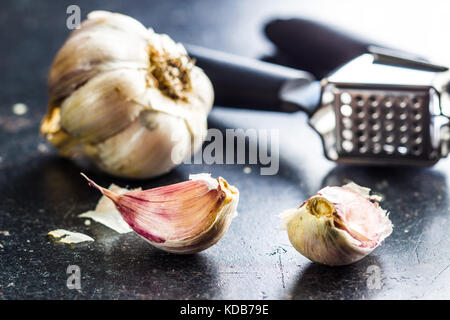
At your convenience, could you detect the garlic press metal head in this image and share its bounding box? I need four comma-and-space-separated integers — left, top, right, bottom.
188, 45, 450, 167
309, 47, 450, 166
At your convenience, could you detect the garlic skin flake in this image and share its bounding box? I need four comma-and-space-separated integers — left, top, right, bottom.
48, 229, 94, 244
40, 11, 214, 179
81, 173, 239, 254
281, 183, 393, 266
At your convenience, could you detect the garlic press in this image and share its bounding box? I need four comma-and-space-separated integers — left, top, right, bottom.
187, 39, 450, 167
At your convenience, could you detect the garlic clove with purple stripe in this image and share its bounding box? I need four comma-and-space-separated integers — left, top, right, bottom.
81, 173, 239, 254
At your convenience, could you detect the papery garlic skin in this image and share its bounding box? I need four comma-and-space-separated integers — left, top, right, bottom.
41, 11, 214, 179
281, 183, 393, 266
82, 173, 239, 254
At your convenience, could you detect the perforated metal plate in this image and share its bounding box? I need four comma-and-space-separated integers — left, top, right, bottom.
334, 86, 437, 165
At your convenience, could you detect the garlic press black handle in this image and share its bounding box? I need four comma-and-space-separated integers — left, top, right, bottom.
186, 44, 316, 113
264, 18, 370, 78
264, 18, 447, 77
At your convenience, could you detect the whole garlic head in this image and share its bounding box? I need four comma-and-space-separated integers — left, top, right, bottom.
281, 182, 393, 266
40, 11, 214, 179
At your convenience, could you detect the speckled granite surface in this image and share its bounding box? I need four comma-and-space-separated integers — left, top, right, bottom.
0, 0, 449, 299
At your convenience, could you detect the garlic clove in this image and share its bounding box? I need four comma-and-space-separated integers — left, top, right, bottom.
60, 69, 146, 144
137, 66, 214, 151
81, 173, 239, 254
281, 183, 392, 266
84, 110, 193, 179
48, 11, 150, 103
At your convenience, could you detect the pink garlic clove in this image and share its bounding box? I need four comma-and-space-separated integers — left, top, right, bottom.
81, 173, 239, 254
281, 183, 393, 266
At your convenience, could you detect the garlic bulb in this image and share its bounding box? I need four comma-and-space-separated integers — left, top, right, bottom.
281, 183, 393, 266
81, 173, 239, 254
40, 11, 214, 179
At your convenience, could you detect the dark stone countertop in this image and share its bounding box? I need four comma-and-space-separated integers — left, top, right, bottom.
0, 0, 449, 299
